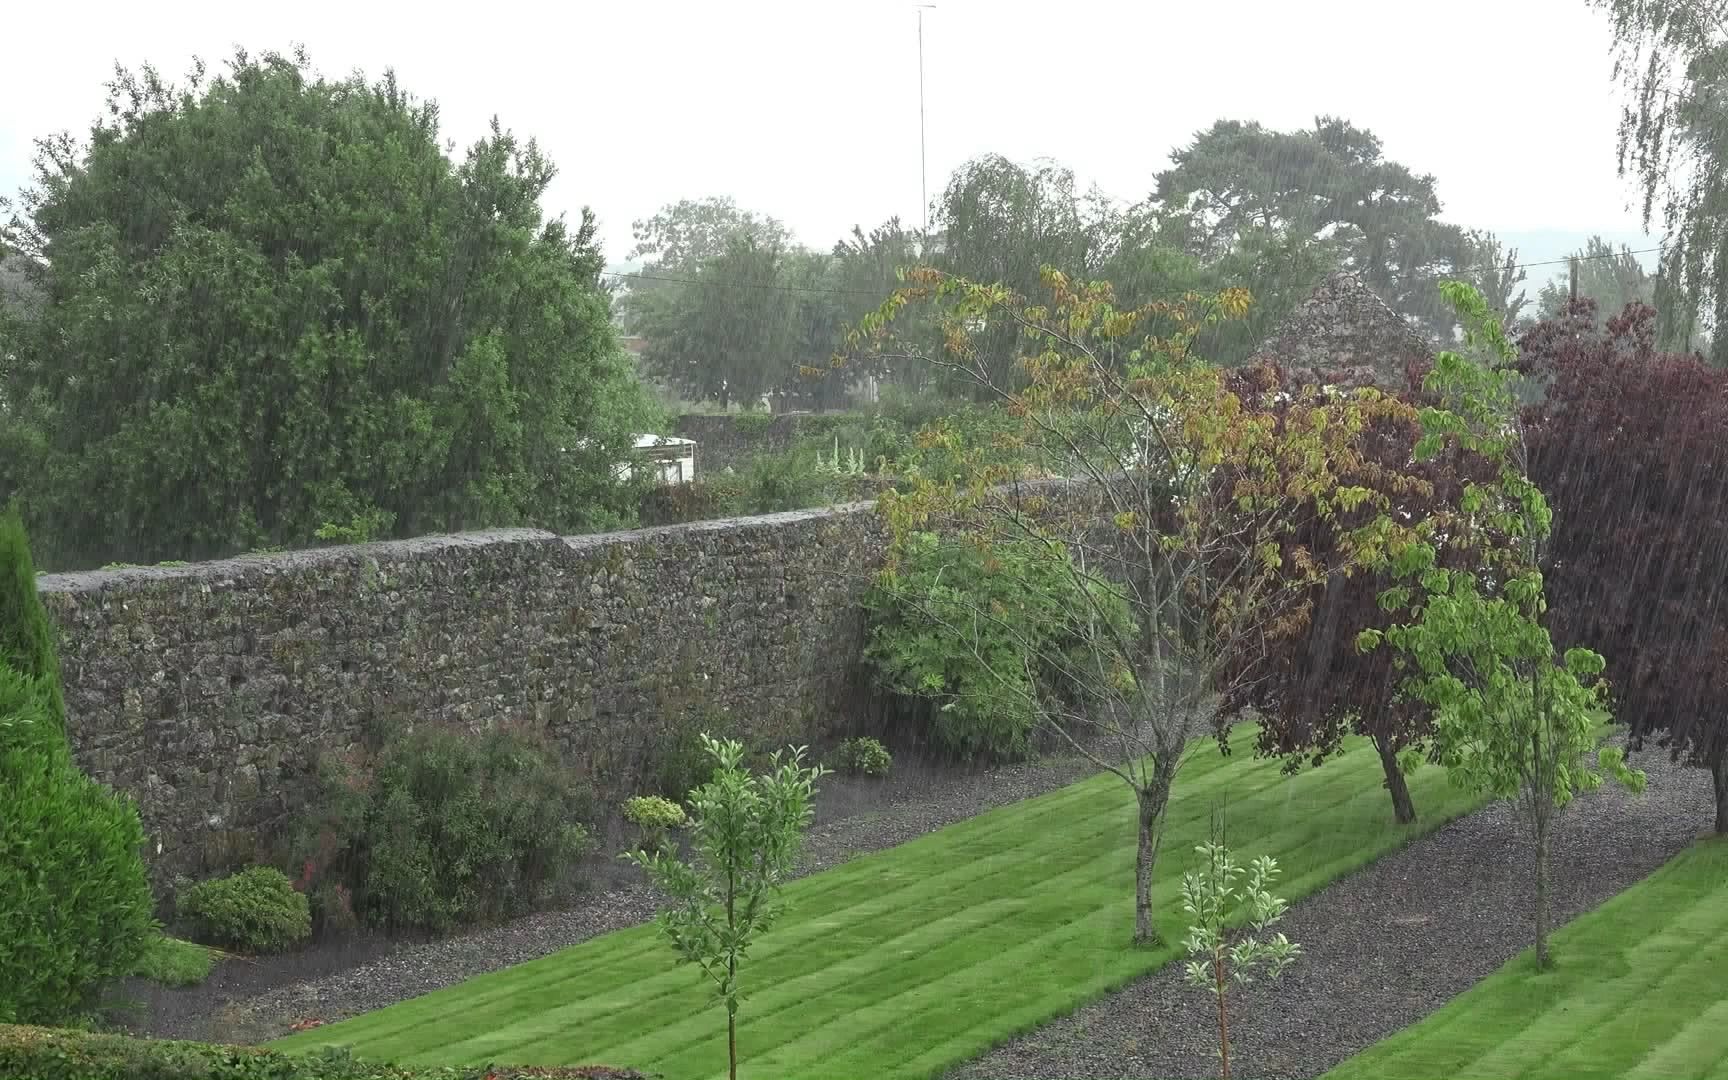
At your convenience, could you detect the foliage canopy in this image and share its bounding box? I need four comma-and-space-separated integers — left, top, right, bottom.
0, 48, 656, 569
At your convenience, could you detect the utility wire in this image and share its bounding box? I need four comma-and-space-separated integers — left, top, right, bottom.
1501, 245, 1663, 271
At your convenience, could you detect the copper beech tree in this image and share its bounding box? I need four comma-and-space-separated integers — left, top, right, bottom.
1227, 296, 1728, 838
1521, 300, 1728, 834
843, 267, 1420, 943
1211, 360, 1494, 825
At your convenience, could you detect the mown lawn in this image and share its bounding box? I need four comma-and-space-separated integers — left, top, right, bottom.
273, 728, 1481, 1080
1324, 837, 1728, 1080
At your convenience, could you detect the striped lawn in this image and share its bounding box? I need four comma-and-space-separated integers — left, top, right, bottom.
272, 727, 1482, 1080
1324, 837, 1728, 1080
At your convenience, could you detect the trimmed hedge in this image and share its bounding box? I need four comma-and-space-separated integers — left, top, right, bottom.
0, 1025, 652, 1079
0, 511, 156, 1025
0, 735, 156, 1023
0, 510, 63, 732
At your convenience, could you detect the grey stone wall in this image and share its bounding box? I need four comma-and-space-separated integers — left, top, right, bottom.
39, 508, 887, 885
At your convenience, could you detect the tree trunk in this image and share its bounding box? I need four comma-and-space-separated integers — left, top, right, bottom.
1134, 781, 1172, 945
1375, 735, 1417, 825
1533, 803, 1552, 970
727, 1009, 738, 1080
1714, 751, 1728, 836
1214, 948, 1232, 1080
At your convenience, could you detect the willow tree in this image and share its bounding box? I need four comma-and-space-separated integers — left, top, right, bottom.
849, 270, 1418, 943
1593, 0, 1728, 359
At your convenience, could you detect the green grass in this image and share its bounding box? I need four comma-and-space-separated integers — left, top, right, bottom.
130, 933, 218, 987
1324, 837, 1728, 1080
272, 728, 1482, 1080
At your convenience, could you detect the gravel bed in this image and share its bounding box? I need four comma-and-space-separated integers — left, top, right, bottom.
114, 749, 1103, 1045
945, 748, 1715, 1080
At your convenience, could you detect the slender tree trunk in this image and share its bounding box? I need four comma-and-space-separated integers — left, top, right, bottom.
1714, 751, 1728, 836
1375, 735, 1417, 825
1134, 780, 1172, 945
1214, 948, 1232, 1080
726, 868, 738, 1080
727, 1007, 737, 1080
1533, 801, 1552, 970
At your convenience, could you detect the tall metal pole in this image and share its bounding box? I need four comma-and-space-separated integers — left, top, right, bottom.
918, 5, 933, 237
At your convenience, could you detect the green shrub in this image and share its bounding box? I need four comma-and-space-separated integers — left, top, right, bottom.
874, 404, 1047, 488
622, 795, 687, 852
864, 531, 1132, 760
0, 509, 64, 747
0, 518, 155, 1028
731, 449, 835, 515
176, 867, 311, 954
0, 669, 155, 1024
307, 879, 359, 936
295, 725, 595, 934
653, 721, 718, 801
637, 481, 734, 526
831, 736, 893, 777
622, 795, 687, 831
0, 1024, 650, 1079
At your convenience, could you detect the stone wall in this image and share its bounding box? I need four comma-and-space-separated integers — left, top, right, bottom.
39, 508, 888, 885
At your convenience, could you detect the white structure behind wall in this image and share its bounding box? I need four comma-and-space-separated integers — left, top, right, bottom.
615, 434, 697, 486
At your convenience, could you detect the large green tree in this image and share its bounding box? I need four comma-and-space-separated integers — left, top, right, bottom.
629, 233, 837, 409
927, 155, 1122, 393
0, 48, 655, 570
1153, 117, 1475, 341
1594, 0, 1728, 361
626, 196, 790, 280
626, 207, 917, 409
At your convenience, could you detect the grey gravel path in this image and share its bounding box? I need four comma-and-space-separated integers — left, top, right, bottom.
123, 750, 1103, 1045
944, 749, 1715, 1080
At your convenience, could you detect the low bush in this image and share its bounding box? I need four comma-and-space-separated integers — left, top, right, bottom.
653, 722, 718, 801
831, 736, 893, 777
0, 1024, 650, 1079
622, 795, 687, 831
728, 449, 835, 515
294, 724, 595, 935
622, 795, 686, 852
637, 481, 734, 526
176, 867, 311, 954
305, 878, 359, 936
864, 530, 1131, 760
874, 404, 1050, 488
0, 670, 155, 1025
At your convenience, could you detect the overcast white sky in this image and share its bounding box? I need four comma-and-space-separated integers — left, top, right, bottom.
0, 0, 1662, 277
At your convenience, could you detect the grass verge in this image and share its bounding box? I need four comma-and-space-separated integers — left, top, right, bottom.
1323, 836, 1728, 1080
272, 727, 1482, 1080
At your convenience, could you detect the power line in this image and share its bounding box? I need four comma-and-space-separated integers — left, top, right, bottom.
1501, 245, 1664, 273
